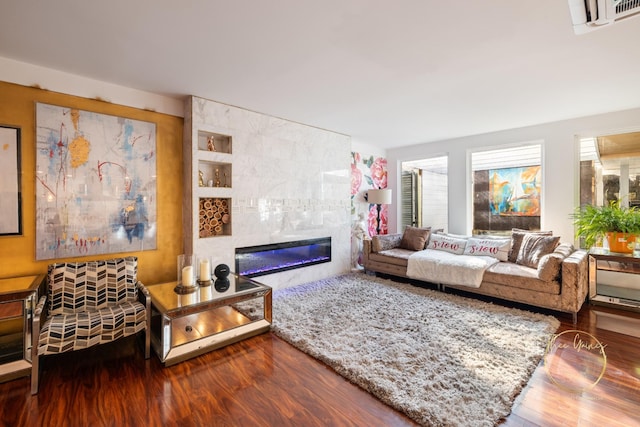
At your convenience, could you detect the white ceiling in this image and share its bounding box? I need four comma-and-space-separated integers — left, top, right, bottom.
2, 1, 640, 149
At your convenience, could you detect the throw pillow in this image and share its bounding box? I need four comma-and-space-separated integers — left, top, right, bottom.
428, 233, 467, 255
371, 234, 403, 253
436, 231, 470, 239
537, 253, 564, 282
463, 237, 511, 261
508, 228, 553, 263
399, 226, 431, 251
553, 242, 575, 258
516, 234, 561, 269
536, 242, 575, 281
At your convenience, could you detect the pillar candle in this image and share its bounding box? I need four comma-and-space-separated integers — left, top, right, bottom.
199, 259, 211, 281
182, 266, 194, 287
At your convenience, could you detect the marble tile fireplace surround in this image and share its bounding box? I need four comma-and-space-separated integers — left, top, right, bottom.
183, 96, 351, 291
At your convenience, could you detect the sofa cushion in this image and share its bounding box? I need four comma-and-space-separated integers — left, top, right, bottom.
508, 229, 553, 263
38, 300, 147, 356
463, 237, 510, 261
400, 226, 431, 250
368, 248, 412, 266
516, 234, 561, 268
427, 234, 467, 255
371, 233, 403, 253
483, 262, 561, 295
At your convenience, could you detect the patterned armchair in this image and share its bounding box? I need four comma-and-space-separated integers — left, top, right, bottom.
31, 257, 151, 394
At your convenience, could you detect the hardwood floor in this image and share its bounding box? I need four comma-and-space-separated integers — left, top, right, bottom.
504, 303, 640, 427
0, 301, 639, 426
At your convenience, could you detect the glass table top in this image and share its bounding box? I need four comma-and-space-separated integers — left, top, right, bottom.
589, 247, 640, 261
147, 273, 269, 314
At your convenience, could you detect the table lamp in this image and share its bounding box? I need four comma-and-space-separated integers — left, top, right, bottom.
366, 189, 392, 235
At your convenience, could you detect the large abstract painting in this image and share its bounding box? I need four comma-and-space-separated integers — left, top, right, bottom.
35, 103, 157, 260
489, 165, 541, 216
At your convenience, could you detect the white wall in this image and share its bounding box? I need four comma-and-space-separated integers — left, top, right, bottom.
387, 108, 640, 245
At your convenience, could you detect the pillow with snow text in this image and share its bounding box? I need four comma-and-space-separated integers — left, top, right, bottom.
463, 237, 510, 261
427, 234, 467, 255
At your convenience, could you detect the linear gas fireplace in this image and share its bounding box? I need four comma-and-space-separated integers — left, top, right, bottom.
235, 237, 331, 278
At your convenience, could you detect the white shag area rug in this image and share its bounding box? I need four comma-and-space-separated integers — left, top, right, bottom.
267, 273, 560, 427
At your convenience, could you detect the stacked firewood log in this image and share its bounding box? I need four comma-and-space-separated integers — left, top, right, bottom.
199, 198, 230, 237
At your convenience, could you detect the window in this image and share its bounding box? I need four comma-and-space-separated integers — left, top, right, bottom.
401, 156, 448, 232
579, 133, 640, 209
471, 144, 542, 235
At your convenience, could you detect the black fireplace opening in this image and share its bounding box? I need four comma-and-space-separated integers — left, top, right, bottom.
235, 237, 331, 278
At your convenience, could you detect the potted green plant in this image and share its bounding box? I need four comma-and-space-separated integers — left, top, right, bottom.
572, 200, 640, 253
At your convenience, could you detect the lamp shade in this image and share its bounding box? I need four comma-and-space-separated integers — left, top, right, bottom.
367, 189, 392, 205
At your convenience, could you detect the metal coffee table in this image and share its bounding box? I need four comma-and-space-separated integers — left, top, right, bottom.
147, 273, 271, 366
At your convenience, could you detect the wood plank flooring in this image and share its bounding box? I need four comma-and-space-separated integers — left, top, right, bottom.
0, 299, 639, 426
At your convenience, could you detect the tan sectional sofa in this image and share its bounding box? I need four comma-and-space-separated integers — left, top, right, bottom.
362, 230, 589, 323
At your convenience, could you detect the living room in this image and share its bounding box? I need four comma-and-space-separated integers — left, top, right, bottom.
1, 2, 640, 426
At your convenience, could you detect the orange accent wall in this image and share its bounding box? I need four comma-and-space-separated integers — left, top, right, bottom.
0, 81, 183, 285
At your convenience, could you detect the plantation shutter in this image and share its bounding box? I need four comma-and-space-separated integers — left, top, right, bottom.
401, 170, 416, 229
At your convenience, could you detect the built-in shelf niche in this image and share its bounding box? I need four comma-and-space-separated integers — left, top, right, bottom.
197, 130, 232, 154
198, 160, 232, 189
199, 197, 231, 238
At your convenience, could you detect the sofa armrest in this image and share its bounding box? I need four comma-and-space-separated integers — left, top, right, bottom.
364, 238, 373, 255
560, 249, 589, 312
137, 281, 150, 304
32, 295, 47, 350
31, 295, 47, 394
137, 281, 151, 359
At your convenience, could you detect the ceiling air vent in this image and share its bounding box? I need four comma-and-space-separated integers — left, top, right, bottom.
568, 0, 640, 34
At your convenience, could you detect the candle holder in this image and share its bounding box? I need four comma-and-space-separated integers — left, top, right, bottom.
197, 255, 213, 287
174, 254, 198, 294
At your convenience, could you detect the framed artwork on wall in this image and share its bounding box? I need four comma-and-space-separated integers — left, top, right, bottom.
0, 125, 22, 236
35, 103, 157, 260
489, 165, 541, 217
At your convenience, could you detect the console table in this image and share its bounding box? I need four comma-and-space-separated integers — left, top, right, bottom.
589, 249, 640, 312
147, 273, 271, 366
0, 274, 46, 383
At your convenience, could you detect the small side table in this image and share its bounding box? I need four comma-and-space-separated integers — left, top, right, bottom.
588, 249, 640, 312
0, 274, 46, 383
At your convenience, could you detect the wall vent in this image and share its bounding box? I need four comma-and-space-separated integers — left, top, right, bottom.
569, 0, 640, 33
